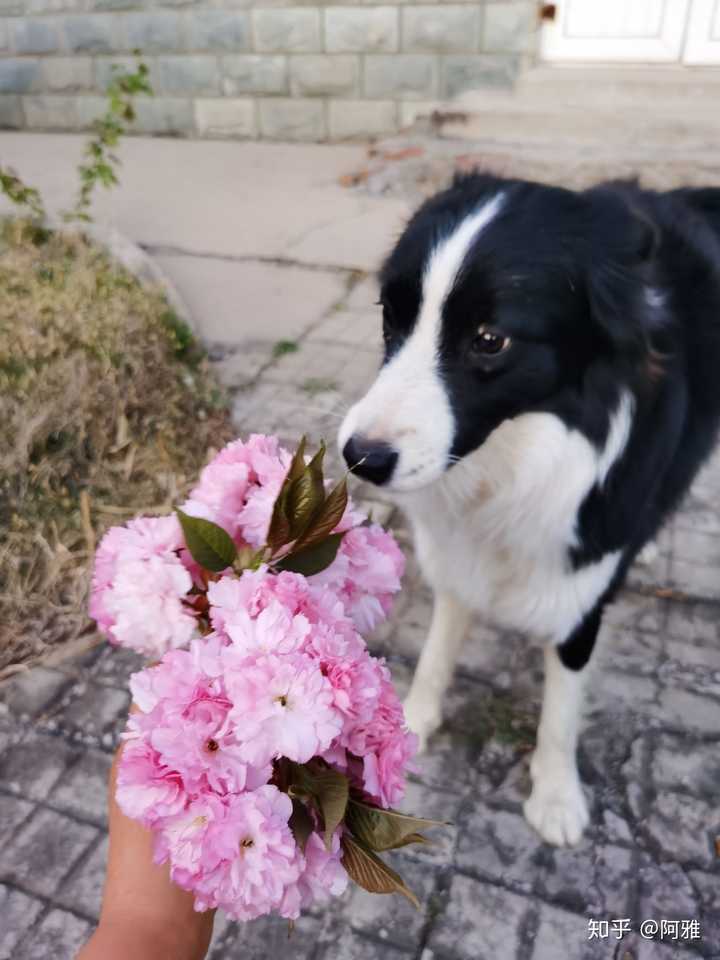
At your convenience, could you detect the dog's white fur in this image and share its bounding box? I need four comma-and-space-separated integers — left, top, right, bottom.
342, 194, 506, 492
340, 197, 635, 846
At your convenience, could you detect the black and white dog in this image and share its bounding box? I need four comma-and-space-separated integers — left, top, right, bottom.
338, 174, 720, 847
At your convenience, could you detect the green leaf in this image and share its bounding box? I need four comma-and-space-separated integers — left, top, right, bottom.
233, 545, 257, 572
341, 836, 420, 909
286, 470, 324, 539
266, 480, 292, 553
266, 436, 315, 552
306, 440, 326, 486
175, 508, 236, 573
251, 547, 269, 569
385, 832, 431, 850
293, 475, 348, 552
315, 768, 349, 850
289, 763, 349, 850
287, 435, 307, 485
276, 532, 344, 577
287, 442, 326, 539
288, 799, 315, 854
346, 800, 447, 853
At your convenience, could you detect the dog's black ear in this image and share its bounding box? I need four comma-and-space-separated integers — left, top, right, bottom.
584, 187, 659, 357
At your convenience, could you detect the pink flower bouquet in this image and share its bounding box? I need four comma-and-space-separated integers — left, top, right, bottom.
90, 435, 442, 922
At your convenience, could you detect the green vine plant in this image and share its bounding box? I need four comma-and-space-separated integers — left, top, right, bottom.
64, 56, 153, 223
0, 167, 45, 221
1, 57, 152, 228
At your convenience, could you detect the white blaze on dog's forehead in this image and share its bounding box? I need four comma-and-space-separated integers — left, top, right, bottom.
416, 192, 506, 347
338, 192, 505, 490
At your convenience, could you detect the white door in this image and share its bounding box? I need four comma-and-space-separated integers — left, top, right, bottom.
542, 0, 692, 62
683, 0, 720, 63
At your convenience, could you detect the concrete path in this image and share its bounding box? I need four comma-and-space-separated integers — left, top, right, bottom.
0, 132, 410, 272
1, 133, 719, 960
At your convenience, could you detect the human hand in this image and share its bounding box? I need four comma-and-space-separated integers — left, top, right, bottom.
76, 742, 215, 960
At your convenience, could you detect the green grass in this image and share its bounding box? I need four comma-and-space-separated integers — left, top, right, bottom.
452, 692, 536, 751
272, 339, 299, 359
161, 308, 205, 366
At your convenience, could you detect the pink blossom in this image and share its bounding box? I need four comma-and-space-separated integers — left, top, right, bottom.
188, 786, 302, 921
149, 697, 271, 798
297, 830, 348, 908
128, 644, 214, 714
296, 584, 361, 645
208, 578, 310, 655
208, 570, 365, 663
361, 728, 418, 808
206, 567, 289, 624
344, 669, 417, 807
95, 434, 416, 922
181, 459, 251, 542
234, 434, 291, 485
89, 515, 189, 646
237, 481, 285, 547
206, 574, 259, 631
126, 646, 271, 798
153, 791, 227, 879
304, 621, 382, 725
182, 435, 290, 546
89, 526, 129, 632
104, 554, 196, 656
266, 570, 315, 614
224, 653, 342, 767
92, 514, 184, 584
115, 739, 186, 828
312, 524, 405, 633
128, 515, 186, 553
336, 497, 368, 533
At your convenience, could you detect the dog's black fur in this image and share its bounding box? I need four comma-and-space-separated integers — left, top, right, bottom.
377, 174, 720, 668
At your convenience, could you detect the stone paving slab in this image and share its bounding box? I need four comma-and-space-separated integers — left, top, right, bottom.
152, 255, 351, 364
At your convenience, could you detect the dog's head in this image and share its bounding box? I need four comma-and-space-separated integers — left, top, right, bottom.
339, 173, 659, 492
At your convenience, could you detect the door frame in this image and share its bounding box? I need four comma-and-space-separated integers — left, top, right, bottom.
683, 0, 720, 63
541, 0, 693, 63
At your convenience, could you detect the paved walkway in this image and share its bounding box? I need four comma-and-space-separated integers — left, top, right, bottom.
1, 134, 719, 960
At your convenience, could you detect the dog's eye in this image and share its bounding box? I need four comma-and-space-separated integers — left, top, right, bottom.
470, 327, 510, 357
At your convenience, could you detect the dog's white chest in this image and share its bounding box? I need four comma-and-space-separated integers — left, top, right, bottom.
398, 412, 623, 643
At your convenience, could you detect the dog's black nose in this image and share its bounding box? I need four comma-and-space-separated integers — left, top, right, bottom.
343, 435, 398, 486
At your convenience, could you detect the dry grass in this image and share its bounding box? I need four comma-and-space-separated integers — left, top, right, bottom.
0, 218, 235, 677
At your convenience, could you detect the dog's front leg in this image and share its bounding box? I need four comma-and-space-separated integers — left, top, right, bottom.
403, 590, 470, 753
523, 607, 602, 846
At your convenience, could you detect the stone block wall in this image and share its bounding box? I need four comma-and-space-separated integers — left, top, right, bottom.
0, 0, 538, 141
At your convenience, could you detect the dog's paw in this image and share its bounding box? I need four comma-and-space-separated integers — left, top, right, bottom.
402, 693, 441, 755
523, 769, 590, 847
